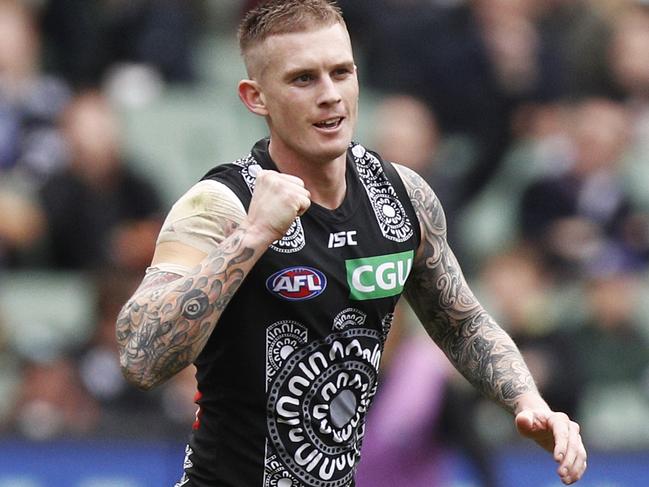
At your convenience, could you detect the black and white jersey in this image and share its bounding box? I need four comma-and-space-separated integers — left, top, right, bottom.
176, 138, 421, 487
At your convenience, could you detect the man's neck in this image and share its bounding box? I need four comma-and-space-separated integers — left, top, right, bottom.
268, 141, 347, 210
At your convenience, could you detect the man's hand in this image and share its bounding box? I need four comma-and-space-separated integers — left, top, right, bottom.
246, 169, 311, 242
516, 409, 587, 485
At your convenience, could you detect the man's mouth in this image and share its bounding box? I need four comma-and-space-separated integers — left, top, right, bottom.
314, 117, 344, 130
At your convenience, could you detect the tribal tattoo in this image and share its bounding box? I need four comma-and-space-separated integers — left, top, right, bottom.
395, 164, 537, 413
115, 225, 257, 390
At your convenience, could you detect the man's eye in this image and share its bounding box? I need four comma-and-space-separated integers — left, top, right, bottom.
294, 74, 313, 84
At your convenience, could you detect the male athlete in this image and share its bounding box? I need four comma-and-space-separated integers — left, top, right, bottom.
116, 1, 587, 485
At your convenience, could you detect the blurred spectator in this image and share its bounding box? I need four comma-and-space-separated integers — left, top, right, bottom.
566, 256, 649, 448
532, 0, 614, 98
0, 182, 45, 266
40, 0, 201, 87
0, 0, 70, 179
0, 0, 69, 266
372, 95, 440, 181
608, 3, 649, 140
38, 91, 163, 271
10, 356, 100, 440
571, 261, 648, 388
518, 98, 648, 278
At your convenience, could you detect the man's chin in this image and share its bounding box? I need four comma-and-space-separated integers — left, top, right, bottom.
312, 138, 352, 163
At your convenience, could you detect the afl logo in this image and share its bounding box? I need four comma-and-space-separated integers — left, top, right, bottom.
266, 266, 327, 301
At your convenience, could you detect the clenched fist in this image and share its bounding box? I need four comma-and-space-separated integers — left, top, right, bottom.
245, 169, 311, 243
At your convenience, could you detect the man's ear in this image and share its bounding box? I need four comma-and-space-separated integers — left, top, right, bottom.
238, 79, 268, 116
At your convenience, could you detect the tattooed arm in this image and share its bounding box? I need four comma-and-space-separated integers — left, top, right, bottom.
394, 163, 537, 412
394, 164, 587, 485
116, 170, 311, 390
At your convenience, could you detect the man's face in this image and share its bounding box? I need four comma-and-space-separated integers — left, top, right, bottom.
252, 23, 359, 165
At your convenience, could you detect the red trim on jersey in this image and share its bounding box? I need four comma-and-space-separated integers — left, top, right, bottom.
192, 390, 203, 430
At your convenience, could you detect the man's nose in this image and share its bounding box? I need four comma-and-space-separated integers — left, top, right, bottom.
317, 76, 342, 105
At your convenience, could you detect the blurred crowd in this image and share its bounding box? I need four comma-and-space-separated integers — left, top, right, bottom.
0, 0, 648, 482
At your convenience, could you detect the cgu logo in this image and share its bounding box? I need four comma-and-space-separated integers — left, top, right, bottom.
346, 250, 414, 300
266, 266, 328, 301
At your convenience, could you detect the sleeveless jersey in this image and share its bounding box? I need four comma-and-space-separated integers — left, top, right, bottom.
176, 138, 421, 487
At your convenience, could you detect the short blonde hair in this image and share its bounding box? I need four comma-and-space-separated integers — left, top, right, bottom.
238, 0, 345, 54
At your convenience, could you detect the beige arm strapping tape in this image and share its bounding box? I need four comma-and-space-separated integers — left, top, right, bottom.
156, 179, 247, 255
145, 262, 193, 276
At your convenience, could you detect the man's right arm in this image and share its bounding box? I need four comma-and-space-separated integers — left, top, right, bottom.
116, 170, 311, 390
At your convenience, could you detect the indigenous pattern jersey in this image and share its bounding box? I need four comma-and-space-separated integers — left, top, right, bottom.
176, 139, 421, 487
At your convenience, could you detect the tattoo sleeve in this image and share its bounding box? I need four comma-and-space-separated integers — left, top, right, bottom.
115, 225, 259, 390
395, 164, 538, 413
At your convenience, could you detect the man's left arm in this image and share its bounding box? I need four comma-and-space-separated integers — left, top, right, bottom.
394, 164, 587, 485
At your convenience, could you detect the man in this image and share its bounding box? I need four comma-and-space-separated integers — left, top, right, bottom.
116, 1, 587, 486
41, 91, 162, 270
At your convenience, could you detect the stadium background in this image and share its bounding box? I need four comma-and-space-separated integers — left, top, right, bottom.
0, 0, 648, 485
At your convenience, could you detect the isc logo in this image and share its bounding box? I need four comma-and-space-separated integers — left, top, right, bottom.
266, 266, 327, 301
328, 230, 358, 248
